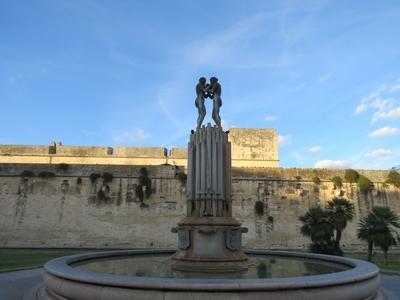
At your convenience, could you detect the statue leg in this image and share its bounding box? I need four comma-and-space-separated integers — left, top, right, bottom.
212, 103, 221, 127
197, 101, 206, 129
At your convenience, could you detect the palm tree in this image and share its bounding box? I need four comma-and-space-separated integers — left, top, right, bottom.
299, 207, 338, 254
326, 198, 354, 245
357, 206, 400, 262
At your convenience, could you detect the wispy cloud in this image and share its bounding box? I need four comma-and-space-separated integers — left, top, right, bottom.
365, 148, 392, 158
278, 134, 291, 146
315, 160, 350, 169
221, 119, 236, 130
264, 115, 278, 122
318, 73, 331, 83
308, 146, 322, 153
113, 129, 151, 144
368, 126, 400, 138
354, 79, 400, 123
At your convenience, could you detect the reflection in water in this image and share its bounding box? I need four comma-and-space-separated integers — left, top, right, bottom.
74, 254, 349, 279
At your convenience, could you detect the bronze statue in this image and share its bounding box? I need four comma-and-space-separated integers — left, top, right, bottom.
195, 76, 222, 128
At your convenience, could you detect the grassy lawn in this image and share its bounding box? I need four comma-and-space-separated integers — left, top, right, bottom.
345, 252, 400, 273
0, 248, 93, 272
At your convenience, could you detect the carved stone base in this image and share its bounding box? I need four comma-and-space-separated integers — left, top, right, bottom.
170, 217, 248, 273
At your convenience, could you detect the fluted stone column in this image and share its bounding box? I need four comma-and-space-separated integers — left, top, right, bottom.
171, 124, 248, 273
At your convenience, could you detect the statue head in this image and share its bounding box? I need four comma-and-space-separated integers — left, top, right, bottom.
210, 77, 218, 84
199, 77, 206, 85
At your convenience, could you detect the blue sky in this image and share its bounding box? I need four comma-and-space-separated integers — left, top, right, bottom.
1, 0, 399, 169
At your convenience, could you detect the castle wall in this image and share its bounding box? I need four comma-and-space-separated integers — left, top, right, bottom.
1, 163, 399, 250
0, 128, 280, 168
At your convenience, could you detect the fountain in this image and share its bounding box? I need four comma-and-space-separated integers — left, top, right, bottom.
26, 77, 382, 300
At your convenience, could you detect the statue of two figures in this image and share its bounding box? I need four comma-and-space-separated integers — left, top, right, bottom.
195, 77, 222, 130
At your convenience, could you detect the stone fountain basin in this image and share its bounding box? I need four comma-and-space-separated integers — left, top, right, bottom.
31, 249, 381, 300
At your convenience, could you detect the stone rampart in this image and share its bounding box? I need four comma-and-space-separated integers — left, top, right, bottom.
0, 163, 399, 250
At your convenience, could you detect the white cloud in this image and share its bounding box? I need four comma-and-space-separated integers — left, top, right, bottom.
264, 115, 278, 122
372, 106, 400, 122
368, 126, 400, 138
390, 78, 400, 92
365, 149, 392, 158
278, 134, 291, 146
308, 146, 322, 153
221, 119, 236, 130
318, 73, 331, 83
314, 160, 350, 169
113, 129, 151, 144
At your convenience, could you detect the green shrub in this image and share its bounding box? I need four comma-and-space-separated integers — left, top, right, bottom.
102, 172, 114, 183
135, 185, 144, 202
90, 173, 101, 183
358, 175, 372, 193
57, 163, 70, 171
177, 172, 187, 185
138, 167, 152, 198
38, 171, 55, 178
386, 171, 400, 188
345, 169, 360, 183
254, 201, 264, 215
331, 176, 343, 189
267, 216, 274, 223
312, 176, 321, 185
76, 177, 82, 185
295, 176, 302, 181
20, 170, 34, 177
97, 190, 106, 200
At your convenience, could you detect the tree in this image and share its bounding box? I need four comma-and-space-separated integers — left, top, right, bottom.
386, 171, 400, 188
299, 207, 341, 255
326, 198, 354, 244
357, 206, 400, 262
344, 169, 360, 183
358, 175, 372, 193
331, 176, 343, 189
312, 176, 321, 185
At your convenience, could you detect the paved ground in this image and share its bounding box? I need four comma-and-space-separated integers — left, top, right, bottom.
1, 268, 400, 300
0, 268, 43, 300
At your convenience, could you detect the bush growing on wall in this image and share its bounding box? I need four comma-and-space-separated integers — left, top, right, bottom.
312, 176, 321, 185
331, 176, 343, 189
38, 171, 55, 178
90, 173, 101, 183
135, 185, 144, 202
177, 172, 187, 185
20, 170, 34, 177
139, 167, 152, 198
102, 172, 113, 183
254, 201, 264, 215
345, 169, 360, 183
358, 175, 372, 193
386, 171, 400, 188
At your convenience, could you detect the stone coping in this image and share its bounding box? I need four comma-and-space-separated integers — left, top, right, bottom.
44, 248, 380, 291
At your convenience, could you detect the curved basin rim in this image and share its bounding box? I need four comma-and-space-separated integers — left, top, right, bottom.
44, 248, 380, 291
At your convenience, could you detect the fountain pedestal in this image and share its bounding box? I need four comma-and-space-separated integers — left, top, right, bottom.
170, 124, 248, 272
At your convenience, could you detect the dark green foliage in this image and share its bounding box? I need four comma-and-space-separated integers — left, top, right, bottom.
138, 167, 152, 198
294, 176, 301, 181
254, 201, 264, 215
267, 216, 274, 223
326, 198, 354, 244
102, 172, 113, 183
38, 171, 55, 178
299, 199, 355, 256
97, 190, 106, 201
256, 263, 267, 278
135, 185, 144, 202
20, 170, 34, 177
358, 206, 400, 262
344, 169, 360, 183
177, 172, 187, 185
312, 176, 321, 185
76, 177, 82, 185
358, 175, 372, 193
89, 173, 101, 183
386, 171, 400, 188
331, 176, 343, 189
57, 163, 70, 171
